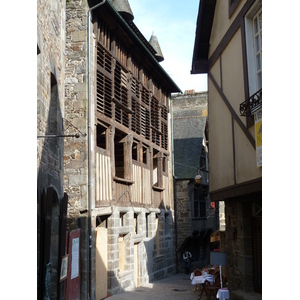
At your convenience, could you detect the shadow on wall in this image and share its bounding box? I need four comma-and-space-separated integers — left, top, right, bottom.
37, 61, 65, 299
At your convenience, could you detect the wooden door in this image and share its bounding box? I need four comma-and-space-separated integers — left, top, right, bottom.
96, 227, 108, 300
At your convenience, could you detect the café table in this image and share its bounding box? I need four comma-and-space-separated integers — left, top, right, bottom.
190, 272, 214, 299
216, 288, 230, 300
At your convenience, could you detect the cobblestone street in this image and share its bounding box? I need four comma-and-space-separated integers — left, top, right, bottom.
107, 273, 197, 300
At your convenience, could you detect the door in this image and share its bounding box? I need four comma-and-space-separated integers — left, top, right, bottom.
96, 227, 108, 299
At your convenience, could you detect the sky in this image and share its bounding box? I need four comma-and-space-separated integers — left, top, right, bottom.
128, 0, 207, 94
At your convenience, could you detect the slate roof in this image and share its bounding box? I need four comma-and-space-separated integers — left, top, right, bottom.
89, 0, 181, 93
110, 0, 134, 21
149, 32, 164, 62
173, 95, 207, 179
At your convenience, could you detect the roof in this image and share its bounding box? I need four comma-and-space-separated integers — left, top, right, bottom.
173, 101, 207, 179
109, 0, 134, 21
191, 0, 216, 74
149, 32, 164, 62
89, 0, 181, 93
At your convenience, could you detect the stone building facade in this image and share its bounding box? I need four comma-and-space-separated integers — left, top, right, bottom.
37, 0, 180, 299
172, 91, 220, 271
37, 0, 68, 299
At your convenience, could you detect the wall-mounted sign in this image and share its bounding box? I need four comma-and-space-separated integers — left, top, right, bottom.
71, 237, 79, 279
60, 255, 69, 282
254, 109, 262, 167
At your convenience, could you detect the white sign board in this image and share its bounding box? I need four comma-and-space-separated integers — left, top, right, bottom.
71, 237, 79, 279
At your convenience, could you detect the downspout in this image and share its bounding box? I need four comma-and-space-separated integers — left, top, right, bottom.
170, 95, 178, 273
87, 1, 106, 299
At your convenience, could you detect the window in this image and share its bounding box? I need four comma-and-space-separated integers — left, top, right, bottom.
193, 187, 206, 218
132, 141, 138, 162
146, 213, 150, 237
245, 2, 262, 96
114, 131, 132, 180
253, 9, 262, 90
96, 123, 107, 150
152, 150, 163, 189
142, 145, 148, 165
134, 213, 138, 234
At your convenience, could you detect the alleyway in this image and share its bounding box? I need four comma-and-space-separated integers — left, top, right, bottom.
107, 273, 197, 300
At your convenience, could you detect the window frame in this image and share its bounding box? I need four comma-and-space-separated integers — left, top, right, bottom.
193, 186, 207, 219
245, 2, 262, 96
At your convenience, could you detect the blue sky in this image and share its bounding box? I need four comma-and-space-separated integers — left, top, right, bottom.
129, 0, 207, 93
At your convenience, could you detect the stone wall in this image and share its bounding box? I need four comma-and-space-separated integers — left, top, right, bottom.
175, 180, 192, 249
105, 208, 176, 295
64, 0, 94, 299
225, 201, 254, 292
37, 0, 66, 298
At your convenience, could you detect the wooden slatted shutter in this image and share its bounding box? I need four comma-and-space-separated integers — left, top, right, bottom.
97, 45, 112, 118
151, 97, 161, 146
114, 62, 129, 127
132, 98, 141, 134
161, 105, 168, 150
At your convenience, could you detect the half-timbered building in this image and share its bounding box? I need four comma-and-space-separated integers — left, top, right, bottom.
63, 0, 181, 298
192, 0, 262, 298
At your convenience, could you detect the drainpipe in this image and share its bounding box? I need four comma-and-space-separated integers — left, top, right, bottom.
170, 95, 178, 273
87, 1, 106, 299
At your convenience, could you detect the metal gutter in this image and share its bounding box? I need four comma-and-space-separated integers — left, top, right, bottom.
87, 2, 106, 299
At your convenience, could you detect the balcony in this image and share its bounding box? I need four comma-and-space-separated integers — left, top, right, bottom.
240, 89, 262, 117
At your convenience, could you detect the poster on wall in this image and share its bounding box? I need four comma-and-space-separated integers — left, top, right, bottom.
71, 237, 79, 279
254, 109, 262, 167
60, 255, 69, 282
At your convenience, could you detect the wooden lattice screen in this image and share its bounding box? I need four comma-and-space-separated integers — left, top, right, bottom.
151, 97, 160, 146
97, 45, 112, 118
114, 61, 129, 127
96, 20, 169, 151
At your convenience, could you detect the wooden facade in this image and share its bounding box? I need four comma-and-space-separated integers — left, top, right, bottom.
90, 1, 180, 296
93, 4, 179, 211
